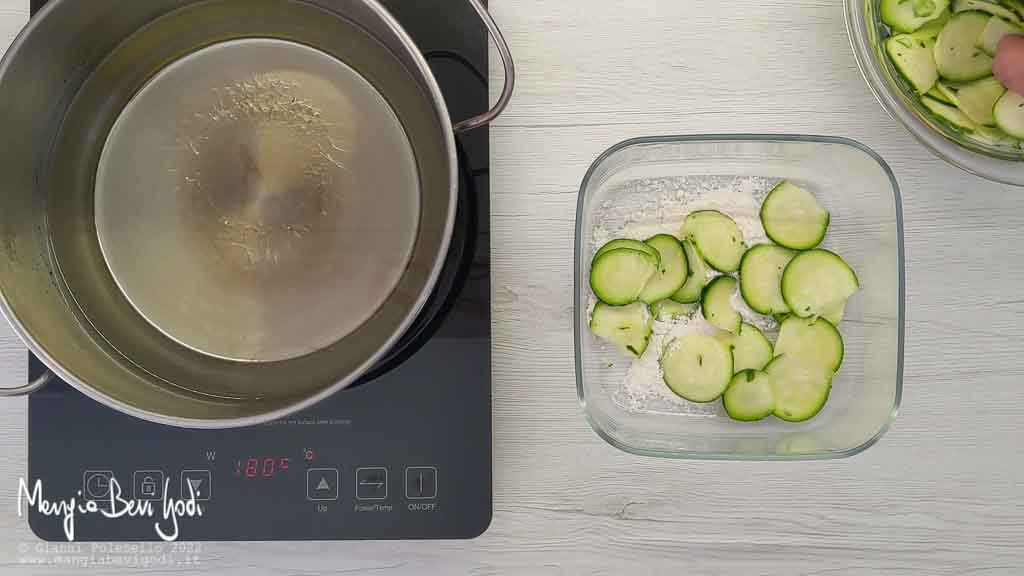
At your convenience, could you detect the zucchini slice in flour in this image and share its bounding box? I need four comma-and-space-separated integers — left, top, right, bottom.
590, 302, 654, 358
595, 238, 661, 264
590, 248, 659, 306
774, 316, 845, 372
723, 370, 777, 422
718, 322, 774, 373
781, 250, 860, 319
670, 240, 709, 304
821, 300, 847, 326
682, 211, 746, 273
739, 244, 797, 316
765, 354, 834, 423
639, 234, 689, 304
651, 299, 696, 321
702, 275, 742, 334
760, 181, 830, 250
660, 333, 734, 403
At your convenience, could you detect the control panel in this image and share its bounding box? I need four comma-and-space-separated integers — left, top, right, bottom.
45, 450, 452, 541
27, 338, 492, 542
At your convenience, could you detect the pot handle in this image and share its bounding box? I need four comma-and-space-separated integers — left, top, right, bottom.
0, 369, 52, 397
453, 0, 516, 134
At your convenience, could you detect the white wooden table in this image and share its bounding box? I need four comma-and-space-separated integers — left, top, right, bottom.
2, 1, 1024, 574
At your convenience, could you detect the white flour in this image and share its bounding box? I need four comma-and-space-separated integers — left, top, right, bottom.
589, 175, 780, 415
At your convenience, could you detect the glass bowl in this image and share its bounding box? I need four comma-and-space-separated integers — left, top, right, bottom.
845, 0, 1024, 186
574, 135, 905, 460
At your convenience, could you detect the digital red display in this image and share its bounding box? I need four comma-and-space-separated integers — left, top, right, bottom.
235, 457, 291, 479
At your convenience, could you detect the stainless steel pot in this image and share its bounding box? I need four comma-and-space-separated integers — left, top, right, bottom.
0, 0, 514, 427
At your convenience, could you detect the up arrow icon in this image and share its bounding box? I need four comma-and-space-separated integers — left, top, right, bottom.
306, 468, 339, 501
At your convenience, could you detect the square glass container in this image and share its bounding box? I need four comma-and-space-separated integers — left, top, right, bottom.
574, 135, 904, 460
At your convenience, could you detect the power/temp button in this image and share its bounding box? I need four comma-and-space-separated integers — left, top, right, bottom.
405, 467, 438, 500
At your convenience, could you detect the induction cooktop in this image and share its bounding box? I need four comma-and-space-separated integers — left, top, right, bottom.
26, 0, 492, 542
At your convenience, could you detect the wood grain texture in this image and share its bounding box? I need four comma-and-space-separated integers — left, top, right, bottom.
1, 0, 1024, 574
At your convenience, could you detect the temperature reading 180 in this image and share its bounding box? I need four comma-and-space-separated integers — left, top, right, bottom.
234, 457, 291, 479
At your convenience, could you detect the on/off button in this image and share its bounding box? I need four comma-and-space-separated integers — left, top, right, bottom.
405, 467, 438, 500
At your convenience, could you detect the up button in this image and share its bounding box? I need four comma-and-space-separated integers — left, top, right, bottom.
306, 468, 340, 501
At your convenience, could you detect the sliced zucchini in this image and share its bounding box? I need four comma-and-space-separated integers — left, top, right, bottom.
760, 181, 830, 250
774, 316, 845, 372
718, 323, 775, 372
887, 33, 940, 93
639, 234, 689, 304
921, 95, 978, 130
822, 300, 847, 326
917, 7, 954, 39
595, 238, 661, 264
977, 15, 1023, 54
1002, 0, 1024, 18
590, 249, 659, 306
972, 124, 1022, 145
590, 302, 654, 358
670, 240, 709, 303
934, 81, 963, 105
926, 85, 955, 104
781, 250, 860, 319
765, 354, 834, 423
723, 370, 776, 422
953, 0, 1022, 22
935, 12, 996, 82
701, 276, 742, 334
994, 90, 1024, 138
955, 76, 1006, 125
652, 299, 696, 321
683, 211, 746, 273
660, 333, 734, 403
739, 244, 797, 315
882, 0, 952, 32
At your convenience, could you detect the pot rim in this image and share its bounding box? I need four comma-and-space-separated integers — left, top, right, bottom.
0, 0, 460, 428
